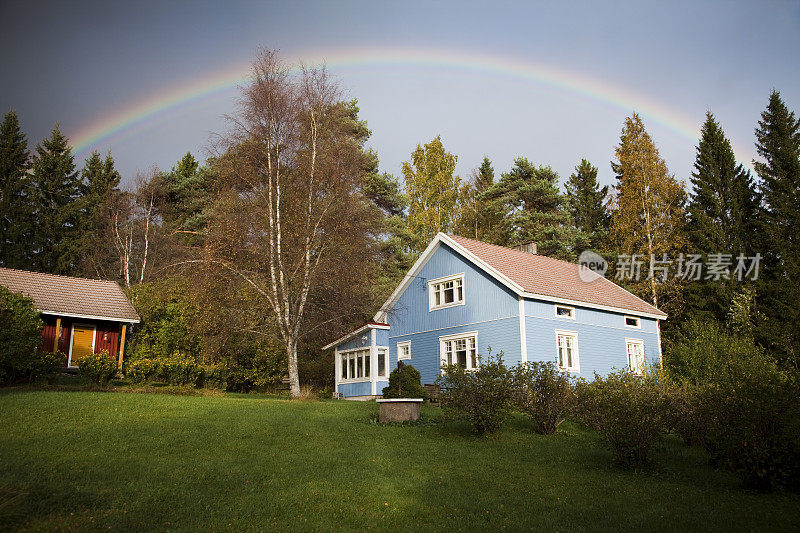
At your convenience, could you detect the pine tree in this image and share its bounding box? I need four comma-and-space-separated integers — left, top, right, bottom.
153, 152, 213, 246
402, 135, 461, 252
0, 110, 34, 268
610, 114, 687, 308
482, 157, 588, 260
77, 151, 122, 276
564, 159, 609, 250
753, 90, 800, 368
29, 125, 82, 274
685, 112, 760, 321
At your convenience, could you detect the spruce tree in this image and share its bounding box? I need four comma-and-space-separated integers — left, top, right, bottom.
456, 156, 505, 242
564, 159, 609, 250
29, 125, 82, 274
0, 110, 34, 268
482, 157, 588, 260
753, 90, 800, 368
685, 112, 760, 321
77, 151, 122, 276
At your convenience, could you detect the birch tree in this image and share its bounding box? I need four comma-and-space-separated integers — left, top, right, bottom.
208, 50, 376, 397
111, 170, 158, 287
402, 135, 461, 252
610, 113, 687, 307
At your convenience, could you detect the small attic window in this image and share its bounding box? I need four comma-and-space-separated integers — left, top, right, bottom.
555, 305, 574, 319
625, 316, 641, 328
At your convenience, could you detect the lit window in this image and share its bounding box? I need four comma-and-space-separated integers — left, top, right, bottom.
555, 305, 575, 319
429, 274, 465, 310
397, 341, 411, 361
626, 339, 646, 375
440, 333, 478, 370
625, 316, 641, 328
555, 331, 579, 372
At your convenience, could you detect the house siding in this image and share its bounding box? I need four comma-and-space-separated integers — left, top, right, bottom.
523, 299, 661, 378
338, 381, 373, 397
386, 242, 521, 386
40, 314, 123, 367
337, 333, 372, 352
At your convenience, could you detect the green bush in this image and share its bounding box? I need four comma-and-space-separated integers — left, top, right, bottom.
223, 361, 284, 392
665, 382, 708, 447
200, 363, 227, 389
696, 359, 799, 492
127, 358, 162, 383
382, 364, 428, 399
159, 354, 202, 386
437, 352, 513, 435
28, 352, 64, 383
0, 286, 44, 385
78, 350, 118, 385
575, 371, 671, 469
512, 361, 575, 434
666, 318, 765, 385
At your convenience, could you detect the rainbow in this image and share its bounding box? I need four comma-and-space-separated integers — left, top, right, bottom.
68, 46, 753, 168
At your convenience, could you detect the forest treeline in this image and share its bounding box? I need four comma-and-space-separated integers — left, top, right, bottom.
1, 50, 799, 394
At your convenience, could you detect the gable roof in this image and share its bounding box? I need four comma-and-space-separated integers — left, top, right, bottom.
0, 268, 140, 323
375, 233, 666, 321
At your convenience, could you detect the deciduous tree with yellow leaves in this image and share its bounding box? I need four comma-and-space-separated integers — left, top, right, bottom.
609, 113, 687, 309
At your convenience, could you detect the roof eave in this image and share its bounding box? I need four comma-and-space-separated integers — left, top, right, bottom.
518, 293, 667, 320
322, 322, 390, 350
38, 309, 141, 324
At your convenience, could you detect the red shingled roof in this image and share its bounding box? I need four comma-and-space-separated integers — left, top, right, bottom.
447, 234, 666, 317
0, 268, 140, 322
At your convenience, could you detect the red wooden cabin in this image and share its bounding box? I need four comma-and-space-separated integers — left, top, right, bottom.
0, 268, 140, 368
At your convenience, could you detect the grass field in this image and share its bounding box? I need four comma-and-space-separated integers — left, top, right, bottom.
1, 388, 799, 531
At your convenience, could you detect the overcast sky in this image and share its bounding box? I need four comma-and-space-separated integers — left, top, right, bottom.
1, 0, 798, 188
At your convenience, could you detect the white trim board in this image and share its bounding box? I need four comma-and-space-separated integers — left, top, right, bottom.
39, 310, 140, 324
373, 232, 666, 323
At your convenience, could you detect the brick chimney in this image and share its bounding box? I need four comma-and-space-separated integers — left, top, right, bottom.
514, 242, 537, 254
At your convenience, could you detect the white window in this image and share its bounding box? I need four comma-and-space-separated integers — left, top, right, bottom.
625, 316, 641, 328
439, 332, 478, 370
377, 348, 388, 378
339, 349, 371, 381
397, 341, 411, 361
555, 305, 575, 319
429, 273, 465, 310
555, 330, 579, 372
626, 339, 646, 375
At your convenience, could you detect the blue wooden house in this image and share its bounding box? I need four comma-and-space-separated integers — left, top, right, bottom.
324, 233, 666, 399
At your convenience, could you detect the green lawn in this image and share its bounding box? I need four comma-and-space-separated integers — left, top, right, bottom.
1, 389, 798, 531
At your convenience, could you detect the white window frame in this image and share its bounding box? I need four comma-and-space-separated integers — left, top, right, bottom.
624, 316, 641, 329
428, 273, 465, 311
377, 347, 389, 378
626, 338, 646, 375
397, 341, 411, 361
439, 331, 478, 371
67, 323, 96, 367
555, 305, 575, 320
338, 347, 372, 383
554, 329, 580, 373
